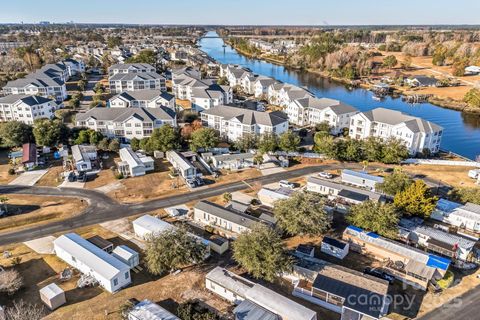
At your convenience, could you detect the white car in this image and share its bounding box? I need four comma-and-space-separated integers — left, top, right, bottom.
318, 172, 333, 179
279, 180, 295, 189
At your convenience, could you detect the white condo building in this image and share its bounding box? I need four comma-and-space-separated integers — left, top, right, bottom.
348, 108, 443, 154
0, 94, 57, 124
200, 105, 288, 141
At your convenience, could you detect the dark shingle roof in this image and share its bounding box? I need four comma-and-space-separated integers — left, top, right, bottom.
194, 200, 262, 229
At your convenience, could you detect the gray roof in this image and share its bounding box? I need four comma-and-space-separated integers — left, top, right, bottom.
4, 74, 64, 88
202, 105, 287, 127
76, 106, 175, 123
110, 72, 164, 81
114, 90, 166, 102
409, 225, 476, 251
295, 97, 357, 114
360, 108, 442, 133
234, 299, 279, 320
307, 176, 382, 201
212, 153, 254, 163
195, 200, 262, 229
0, 94, 52, 105
109, 63, 155, 71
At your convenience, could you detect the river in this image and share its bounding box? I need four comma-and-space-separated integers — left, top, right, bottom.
198, 31, 480, 160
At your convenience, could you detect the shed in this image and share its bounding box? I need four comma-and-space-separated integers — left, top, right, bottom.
112, 245, 140, 268
321, 236, 349, 259
132, 215, 175, 240
39, 283, 66, 310
208, 235, 229, 255
86, 235, 114, 253
22, 142, 37, 169
296, 244, 315, 258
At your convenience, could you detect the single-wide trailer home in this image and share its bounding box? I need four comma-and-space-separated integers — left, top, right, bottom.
53, 233, 131, 293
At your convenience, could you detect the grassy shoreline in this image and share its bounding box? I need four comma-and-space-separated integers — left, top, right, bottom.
226, 41, 480, 115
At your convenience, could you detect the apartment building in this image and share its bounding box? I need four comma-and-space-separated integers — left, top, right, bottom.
75, 106, 176, 141
349, 108, 443, 154
109, 72, 166, 94
200, 105, 288, 141
109, 90, 175, 109
108, 63, 157, 76
3, 73, 67, 102
0, 94, 57, 124
191, 85, 233, 112
287, 96, 357, 133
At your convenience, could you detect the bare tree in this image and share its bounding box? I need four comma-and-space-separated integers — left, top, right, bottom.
4, 300, 46, 320
0, 269, 23, 295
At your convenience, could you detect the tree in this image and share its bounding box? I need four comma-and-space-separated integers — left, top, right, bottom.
233, 133, 257, 152
0, 195, 9, 214
97, 138, 109, 151
464, 88, 480, 109
274, 192, 330, 236
127, 49, 157, 65
452, 57, 469, 77
149, 125, 180, 152
314, 121, 332, 134
363, 136, 384, 162
190, 128, 219, 152
394, 180, 438, 218
278, 130, 301, 153
107, 36, 123, 48
347, 201, 399, 238
145, 228, 207, 275
448, 187, 480, 205
222, 192, 232, 203
130, 137, 140, 151
89, 130, 103, 145
54, 109, 71, 123
32, 119, 68, 147
78, 79, 87, 91
376, 168, 413, 196
108, 139, 120, 152
0, 269, 23, 295
4, 300, 46, 320
337, 138, 363, 161
257, 132, 278, 154
401, 55, 413, 70
0, 121, 33, 147
74, 129, 91, 145
313, 133, 336, 157
383, 55, 398, 69
381, 137, 409, 164
233, 223, 292, 282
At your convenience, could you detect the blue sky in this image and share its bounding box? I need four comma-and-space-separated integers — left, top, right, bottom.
0, 0, 479, 25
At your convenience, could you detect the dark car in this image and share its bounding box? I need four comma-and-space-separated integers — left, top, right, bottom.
67, 172, 76, 182
364, 267, 395, 284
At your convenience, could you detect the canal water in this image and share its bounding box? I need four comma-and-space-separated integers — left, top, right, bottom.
198, 31, 480, 160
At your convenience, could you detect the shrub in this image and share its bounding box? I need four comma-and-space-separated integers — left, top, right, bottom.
8, 168, 15, 175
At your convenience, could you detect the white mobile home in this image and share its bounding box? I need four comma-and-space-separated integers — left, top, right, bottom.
71, 145, 97, 172
53, 233, 131, 293
206, 267, 317, 320
165, 150, 198, 180
132, 214, 175, 240
431, 199, 480, 233
118, 147, 154, 177
341, 169, 384, 191
128, 299, 180, 320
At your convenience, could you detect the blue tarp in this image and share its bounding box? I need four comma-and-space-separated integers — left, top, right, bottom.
347, 225, 363, 233
426, 254, 451, 271
366, 232, 380, 239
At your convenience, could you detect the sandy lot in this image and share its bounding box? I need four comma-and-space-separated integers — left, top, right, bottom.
402, 164, 479, 188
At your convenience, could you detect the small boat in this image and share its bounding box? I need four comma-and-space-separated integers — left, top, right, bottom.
372, 95, 382, 101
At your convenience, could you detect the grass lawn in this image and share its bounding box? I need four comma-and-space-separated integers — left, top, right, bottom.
0, 195, 87, 233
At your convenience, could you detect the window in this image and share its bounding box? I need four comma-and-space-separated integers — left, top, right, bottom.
125, 272, 129, 279
72, 256, 76, 262
113, 278, 118, 286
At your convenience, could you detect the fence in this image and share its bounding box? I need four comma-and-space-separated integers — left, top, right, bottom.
402, 159, 480, 168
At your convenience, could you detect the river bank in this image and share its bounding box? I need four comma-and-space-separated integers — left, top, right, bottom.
226, 40, 480, 115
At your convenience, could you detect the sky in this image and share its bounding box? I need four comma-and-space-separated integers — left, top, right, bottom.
0, 0, 479, 25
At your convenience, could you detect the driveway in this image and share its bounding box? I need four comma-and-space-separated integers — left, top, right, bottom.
9, 170, 49, 186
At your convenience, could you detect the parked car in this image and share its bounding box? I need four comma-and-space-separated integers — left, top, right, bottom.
364, 267, 394, 284
67, 172, 76, 182
318, 172, 333, 179
279, 180, 295, 189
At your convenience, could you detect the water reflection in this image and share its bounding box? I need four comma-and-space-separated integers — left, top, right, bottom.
199, 31, 480, 159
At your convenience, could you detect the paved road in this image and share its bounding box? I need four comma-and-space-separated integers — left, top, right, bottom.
0, 164, 353, 245
417, 285, 480, 320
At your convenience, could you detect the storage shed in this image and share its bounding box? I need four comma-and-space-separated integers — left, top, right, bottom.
112, 245, 140, 268
39, 283, 66, 310
321, 236, 349, 259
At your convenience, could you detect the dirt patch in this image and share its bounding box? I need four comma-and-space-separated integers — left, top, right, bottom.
403, 164, 479, 188
0, 195, 87, 233
36, 165, 64, 187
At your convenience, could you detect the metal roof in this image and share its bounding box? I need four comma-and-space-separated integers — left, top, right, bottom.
233, 299, 279, 320
128, 299, 180, 320
53, 233, 130, 280
132, 215, 175, 235
195, 200, 263, 229
39, 283, 64, 300
342, 169, 384, 183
